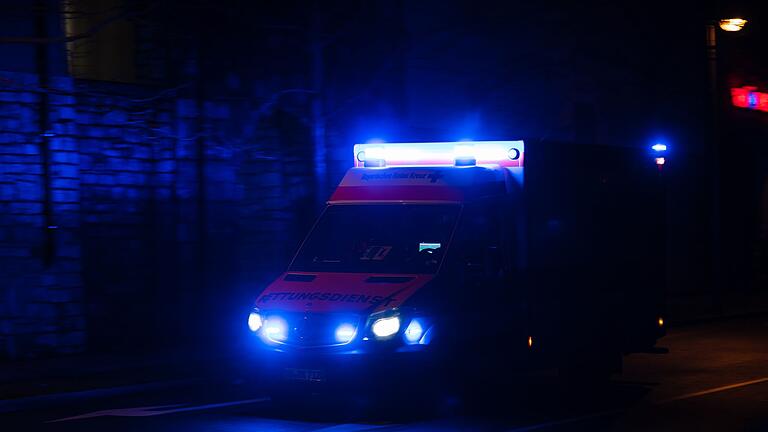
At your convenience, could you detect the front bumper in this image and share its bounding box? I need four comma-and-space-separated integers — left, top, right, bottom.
252, 345, 438, 392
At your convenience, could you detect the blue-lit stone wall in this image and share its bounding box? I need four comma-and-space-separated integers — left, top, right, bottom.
0, 72, 84, 358
0, 70, 315, 359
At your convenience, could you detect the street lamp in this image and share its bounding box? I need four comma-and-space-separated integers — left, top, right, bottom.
718, 18, 747, 32
706, 16, 748, 312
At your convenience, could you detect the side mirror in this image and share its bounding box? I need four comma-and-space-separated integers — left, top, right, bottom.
464, 246, 503, 279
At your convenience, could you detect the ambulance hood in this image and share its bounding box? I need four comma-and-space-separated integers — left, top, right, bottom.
255, 272, 434, 314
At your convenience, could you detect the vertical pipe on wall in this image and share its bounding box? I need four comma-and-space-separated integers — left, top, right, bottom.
196, 102, 206, 290
195, 42, 207, 300
36, 0, 55, 267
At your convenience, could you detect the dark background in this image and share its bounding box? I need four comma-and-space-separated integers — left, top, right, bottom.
0, 0, 766, 360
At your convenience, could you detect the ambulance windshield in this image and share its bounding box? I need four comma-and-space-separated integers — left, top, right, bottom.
290, 204, 460, 274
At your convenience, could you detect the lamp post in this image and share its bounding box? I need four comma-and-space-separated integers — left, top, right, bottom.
707, 18, 747, 115
706, 17, 747, 313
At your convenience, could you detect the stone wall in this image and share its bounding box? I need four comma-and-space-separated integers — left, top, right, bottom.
0, 71, 315, 359
0, 72, 84, 358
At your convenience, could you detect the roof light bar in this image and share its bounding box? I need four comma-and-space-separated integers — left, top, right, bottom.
353, 141, 525, 168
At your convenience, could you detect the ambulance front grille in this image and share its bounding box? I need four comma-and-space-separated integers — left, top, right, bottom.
279, 312, 362, 348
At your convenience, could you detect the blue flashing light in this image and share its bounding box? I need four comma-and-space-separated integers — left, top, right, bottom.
453, 144, 477, 166
359, 146, 387, 167
404, 318, 425, 344
651, 143, 667, 152
263, 317, 288, 342
748, 92, 759, 108
454, 157, 477, 167
335, 323, 357, 343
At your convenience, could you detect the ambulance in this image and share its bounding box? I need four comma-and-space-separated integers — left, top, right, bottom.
247, 140, 667, 392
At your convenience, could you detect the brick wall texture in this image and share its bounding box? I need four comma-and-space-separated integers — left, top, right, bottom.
0, 71, 316, 359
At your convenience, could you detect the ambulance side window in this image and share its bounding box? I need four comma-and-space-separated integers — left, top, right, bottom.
458, 199, 504, 280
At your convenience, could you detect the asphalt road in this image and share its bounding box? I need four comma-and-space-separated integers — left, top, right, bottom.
3, 316, 768, 431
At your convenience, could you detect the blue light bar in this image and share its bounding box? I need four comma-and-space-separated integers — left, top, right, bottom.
353, 141, 525, 168
651, 143, 667, 152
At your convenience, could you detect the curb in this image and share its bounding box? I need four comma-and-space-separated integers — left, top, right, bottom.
0, 378, 199, 414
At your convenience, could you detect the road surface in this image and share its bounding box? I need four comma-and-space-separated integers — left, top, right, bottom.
3, 316, 768, 431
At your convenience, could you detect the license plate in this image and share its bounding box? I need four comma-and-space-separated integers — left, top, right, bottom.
283, 368, 326, 383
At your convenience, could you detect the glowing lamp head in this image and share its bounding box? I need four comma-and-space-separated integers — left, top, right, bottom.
335, 323, 357, 343
651, 143, 667, 152
719, 18, 747, 32
371, 316, 400, 339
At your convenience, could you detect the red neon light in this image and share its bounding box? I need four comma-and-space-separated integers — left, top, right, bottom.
731, 86, 768, 112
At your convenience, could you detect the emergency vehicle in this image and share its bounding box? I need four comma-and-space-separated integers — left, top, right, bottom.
247, 140, 667, 394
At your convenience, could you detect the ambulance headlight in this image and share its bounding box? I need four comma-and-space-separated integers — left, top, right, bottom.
372, 316, 401, 339
247, 310, 263, 332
